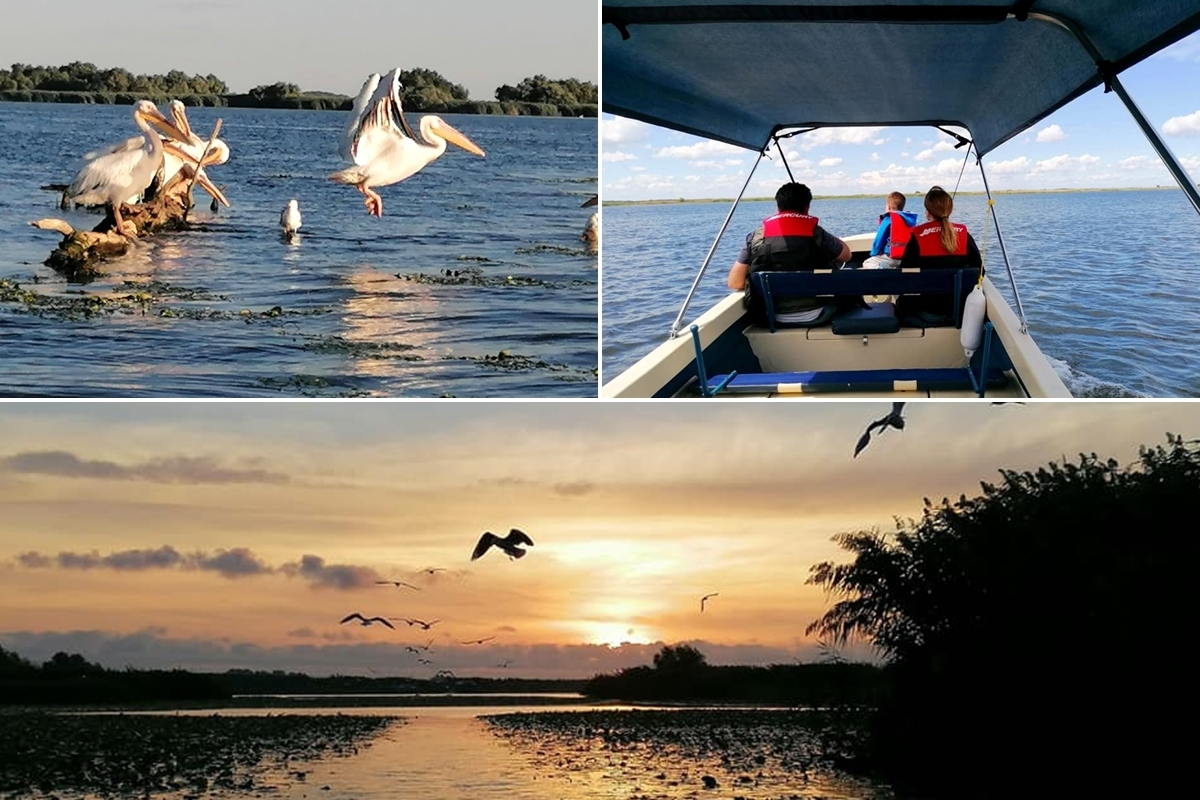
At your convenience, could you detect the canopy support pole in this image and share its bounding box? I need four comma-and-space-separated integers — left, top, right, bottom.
773, 136, 795, 182
1029, 10, 1200, 218
669, 146, 766, 339
976, 155, 1029, 334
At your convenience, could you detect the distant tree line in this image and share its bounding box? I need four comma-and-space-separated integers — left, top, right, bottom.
0, 647, 227, 705
0, 63, 598, 117
583, 644, 888, 706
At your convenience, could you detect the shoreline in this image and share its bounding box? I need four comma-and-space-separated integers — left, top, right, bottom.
604, 186, 1181, 206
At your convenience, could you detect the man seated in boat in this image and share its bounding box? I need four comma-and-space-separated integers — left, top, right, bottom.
896, 185, 983, 326
863, 191, 919, 270
726, 182, 852, 327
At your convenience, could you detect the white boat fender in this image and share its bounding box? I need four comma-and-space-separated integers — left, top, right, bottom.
961, 284, 987, 357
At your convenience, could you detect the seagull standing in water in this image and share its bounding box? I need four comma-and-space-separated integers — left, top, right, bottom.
854, 402, 907, 458
700, 593, 719, 613
471, 529, 534, 561
280, 199, 301, 241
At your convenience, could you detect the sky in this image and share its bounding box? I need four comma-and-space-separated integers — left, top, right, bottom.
1, 401, 1195, 679
0, 0, 597, 98
602, 30, 1200, 200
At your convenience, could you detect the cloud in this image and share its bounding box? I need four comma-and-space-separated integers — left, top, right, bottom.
1030, 154, 1100, 174
817, 157, 843, 168
1036, 125, 1067, 143
280, 555, 382, 590
0, 450, 289, 485
988, 156, 1032, 174
1163, 110, 1200, 136
869, 153, 881, 162
14, 546, 295, 581
1118, 155, 1155, 170
553, 481, 595, 497
0, 629, 877, 679
915, 149, 936, 162
602, 150, 638, 162
602, 116, 653, 145
654, 140, 743, 159
793, 127, 887, 150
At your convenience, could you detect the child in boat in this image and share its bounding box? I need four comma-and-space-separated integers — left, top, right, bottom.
863, 191, 919, 269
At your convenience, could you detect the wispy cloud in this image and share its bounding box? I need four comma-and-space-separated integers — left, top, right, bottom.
0, 450, 290, 485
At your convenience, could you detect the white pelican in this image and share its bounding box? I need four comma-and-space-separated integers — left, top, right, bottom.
330, 68, 485, 217
582, 212, 598, 250
67, 100, 193, 235
158, 100, 230, 208
280, 199, 301, 239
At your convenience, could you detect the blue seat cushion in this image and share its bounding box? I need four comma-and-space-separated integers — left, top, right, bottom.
831, 302, 899, 335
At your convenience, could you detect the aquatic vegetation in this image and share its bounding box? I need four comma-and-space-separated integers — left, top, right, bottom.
396, 266, 594, 290
0, 712, 402, 797
481, 709, 889, 800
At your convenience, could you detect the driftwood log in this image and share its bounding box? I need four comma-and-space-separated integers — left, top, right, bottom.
31, 170, 203, 280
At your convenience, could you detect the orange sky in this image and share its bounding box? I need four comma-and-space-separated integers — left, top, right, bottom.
0, 401, 1193, 678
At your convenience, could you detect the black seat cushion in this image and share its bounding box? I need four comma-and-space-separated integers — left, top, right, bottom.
832, 302, 900, 335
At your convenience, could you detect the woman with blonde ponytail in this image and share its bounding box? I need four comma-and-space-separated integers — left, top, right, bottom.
897, 185, 983, 325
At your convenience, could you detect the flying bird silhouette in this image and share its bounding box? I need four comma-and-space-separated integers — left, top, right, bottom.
419, 568, 447, 575
405, 645, 422, 654
460, 636, 496, 646
407, 618, 439, 631
376, 580, 421, 590
471, 528, 534, 561
339, 613, 394, 629
854, 402, 906, 458
418, 658, 434, 665
700, 593, 719, 613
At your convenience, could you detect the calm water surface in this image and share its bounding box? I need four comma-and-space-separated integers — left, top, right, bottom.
31, 703, 892, 800
0, 103, 597, 397
602, 190, 1200, 397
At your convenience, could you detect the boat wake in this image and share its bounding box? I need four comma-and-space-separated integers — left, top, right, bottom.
1046, 356, 1148, 398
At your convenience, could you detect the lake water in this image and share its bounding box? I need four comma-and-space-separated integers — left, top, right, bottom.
0, 102, 597, 397
601, 190, 1200, 397
14, 702, 893, 800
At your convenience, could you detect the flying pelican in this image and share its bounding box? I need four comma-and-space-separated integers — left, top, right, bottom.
471, 528, 534, 561
280, 199, 302, 240
330, 68, 485, 217
376, 579, 420, 591
66, 100, 193, 236
854, 402, 907, 458
701, 593, 719, 613
339, 613, 395, 629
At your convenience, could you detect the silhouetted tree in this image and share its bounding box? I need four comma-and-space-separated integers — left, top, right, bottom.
806, 433, 1200, 798
652, 644, 707, 673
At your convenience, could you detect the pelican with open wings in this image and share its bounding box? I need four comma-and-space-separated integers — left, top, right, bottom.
331, 68, 485, 217
67, 100, 195, 235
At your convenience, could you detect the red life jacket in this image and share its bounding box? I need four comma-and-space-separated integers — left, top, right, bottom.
911, 220, 968, 257
886, 211, 914, 259
749, 212, 830, 273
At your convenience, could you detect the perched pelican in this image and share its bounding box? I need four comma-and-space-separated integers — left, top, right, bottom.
159, 100, 230, 208
331, 68, 485, 217
471, 528, 534, 561
67, 100, 192, 235
281, 199, 302, 240
854, 402, 907, 458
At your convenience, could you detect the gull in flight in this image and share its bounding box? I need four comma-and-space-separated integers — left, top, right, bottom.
460, 636, 496, 646
339, 613, 395, 629
377, 580, 422, 591
854, 402, 906, 458
419, 567, 447, 575
399, 617, 439, 631
701, 593, 719, 613
471, 529, 534, 561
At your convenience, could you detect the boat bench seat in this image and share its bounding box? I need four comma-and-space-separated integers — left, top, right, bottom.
751, 267, 980, 333
705, 367, 1008, 395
